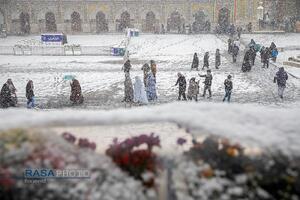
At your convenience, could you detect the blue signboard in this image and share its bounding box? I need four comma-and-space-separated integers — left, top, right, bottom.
41, 34, 63, 42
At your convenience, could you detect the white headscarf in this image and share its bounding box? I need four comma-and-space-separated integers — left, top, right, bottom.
134, 76, 148, 104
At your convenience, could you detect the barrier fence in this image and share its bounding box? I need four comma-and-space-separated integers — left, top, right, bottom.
0, 45, 112, 56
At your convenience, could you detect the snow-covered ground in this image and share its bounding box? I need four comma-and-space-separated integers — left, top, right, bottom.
1, 34, 300, 157
1, 34, 300, 109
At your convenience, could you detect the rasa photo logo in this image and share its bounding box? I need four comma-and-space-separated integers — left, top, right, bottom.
24, 169, 90, 184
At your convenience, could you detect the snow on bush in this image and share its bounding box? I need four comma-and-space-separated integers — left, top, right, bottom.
0, 129, 150, 200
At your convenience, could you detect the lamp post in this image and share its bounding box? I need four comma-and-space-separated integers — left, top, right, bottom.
257, 1, 264, 30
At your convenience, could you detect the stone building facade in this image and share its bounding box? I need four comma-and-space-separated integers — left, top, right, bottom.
0, 0, 299, 35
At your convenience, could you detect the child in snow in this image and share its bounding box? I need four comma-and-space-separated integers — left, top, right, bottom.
215, 49, 221, 69
223, 75, 233, 102
187, 78, 199, 101
175, 73, 187, 101
202, 52, 210, 70
26, 80, 35, 108
133, 76, 148, 105
191, 53, 199, 71
274, 67, 288, 99
146, 71, 157, 101
70, 79, 84, 104
198, 69, 213, 98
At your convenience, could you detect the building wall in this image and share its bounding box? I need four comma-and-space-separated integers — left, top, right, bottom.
1, 0, 297, 35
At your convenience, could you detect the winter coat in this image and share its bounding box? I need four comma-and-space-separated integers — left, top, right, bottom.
141, 63, 151, 87
70, 79, 84, 104
187, 80, 199, 98
0, 83, 12, 108
175, 76, 187, 92
215, 51, 221, 63
199, 74, 213, 86
191, 55, 199, 69
133, 76, 148, 104
274, 69, 288, 87
26, 81, 34, 100
123, 60, 131, 73
232, 45, 239, 56
146, 72, 157, 101
124, 73, 134, 102
204, 54, 209, 66
151, 63, 157, 77
224, 79, 233, 91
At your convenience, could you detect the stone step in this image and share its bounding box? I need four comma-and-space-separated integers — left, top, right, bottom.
283, 61, 300, 68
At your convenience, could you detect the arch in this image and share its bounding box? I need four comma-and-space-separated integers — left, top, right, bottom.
145, 11, 156, 32
192, 10, 206, 33
0, 11, 4, 28
167, 11, 184, 32
96, 11, 108, 33
218, 8, 230, 32
20, 12, 30, 34
45, 12, 57, 32
117, 11, 131, 32
71, 11, 82, 32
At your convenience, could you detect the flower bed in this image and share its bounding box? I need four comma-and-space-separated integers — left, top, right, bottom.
172, 136, 300, 200
0, 129, 151, 200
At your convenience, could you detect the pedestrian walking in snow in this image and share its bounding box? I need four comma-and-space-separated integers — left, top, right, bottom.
141, 63, 151, 87
215, 49, 221, 69
260, 46, 265, 63
175, 73, 187, 101
232, 44, 239, 63
122, 60, 132, 74
271, 47, 278, 63
250, 46, 256, 66
191, 53, 199, 71
150, 60, 157, 77
237, 26, 242, 39
187, 78, 199, 101
274, 67, 288, 99
262, 47, 271, 68
202, 52, 210, 70
223, 75, 233, 102
242, 50, 252, 72
247, 22, 252, 33
146, 71, 157, 101
124, 72, 134, 103
0, 79, 17, 108
228, 38, 233, 54
26, 80, 35, 108
70, 79, 84, 105
133, 76, 148, 105
198, 69, 213, 98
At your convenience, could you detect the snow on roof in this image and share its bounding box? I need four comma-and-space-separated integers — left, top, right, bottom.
0, 102, 299, 155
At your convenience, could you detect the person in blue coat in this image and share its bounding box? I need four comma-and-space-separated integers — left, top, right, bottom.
146, 72, 157, 101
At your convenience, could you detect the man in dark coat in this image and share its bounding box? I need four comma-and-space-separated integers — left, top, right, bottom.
274, 67, 288, 99
191, 53, 199, 70
202, 52, 210, 70
262, 47, 271, 68
175, 73, 187, 101
198, 69, 213, 98
232, 44, 239, 63
223, 75, 233, 102
215, 49, 221, 69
